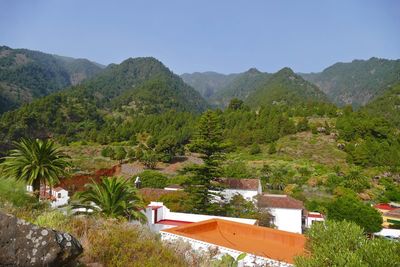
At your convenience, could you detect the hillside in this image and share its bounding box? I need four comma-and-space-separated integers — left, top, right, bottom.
0, 57, 208, 145
245, 68, 329, 108
211, 68, 271, 107
301, 58, 400, 107
362, 83, 400, 128
0, 45, 104, 113
181, 71, 238, 100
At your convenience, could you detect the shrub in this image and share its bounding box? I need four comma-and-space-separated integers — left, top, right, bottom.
249, 143, 261, 155
85, 221, 186, 267
137, 170, 168, 188
0, 178, 37, 208
268, 142, 277, 154
223, 161, 254, 178
101, 146, 115, 158
295, 220, 400, 267
159, 191, 192, 212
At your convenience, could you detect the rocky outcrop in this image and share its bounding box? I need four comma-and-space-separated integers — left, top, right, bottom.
0, 211, 83, 267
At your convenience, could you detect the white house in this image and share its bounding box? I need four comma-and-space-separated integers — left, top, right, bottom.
161, 218, 305, 267
144, 202, 257, 232
305, 211, 324, 228
27, 185, 70, 208
216, 178, 262, 202
257, 194, 304, 234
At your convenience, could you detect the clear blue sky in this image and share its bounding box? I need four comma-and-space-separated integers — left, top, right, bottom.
0, 0, 399, 74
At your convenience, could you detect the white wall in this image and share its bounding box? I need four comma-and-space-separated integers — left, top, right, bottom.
161, 231, 293, 267
222, 189, 259, 202
306, 216, 324, 228
269, 208, 302, 234
145, 202, 257, 232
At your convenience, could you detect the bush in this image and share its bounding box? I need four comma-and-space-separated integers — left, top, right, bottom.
295, 220, 400, 267
327, 195, 382, 233
249, 143, 261, 155
268, 142, 277, 154
85, 221, 186, 267
0, 178, 37, 208
159, 191, 192, 212
137, 170, 168, 188
101, 146, 115, 158
223, 161, 254, 178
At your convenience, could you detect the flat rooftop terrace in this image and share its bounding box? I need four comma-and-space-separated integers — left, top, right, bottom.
163, 218, 306, 264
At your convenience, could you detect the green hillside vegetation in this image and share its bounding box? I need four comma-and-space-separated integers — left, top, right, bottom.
0, 45, 103, 113
362, 83, 400, 128
0, 57, 207, 150
210, 68, 271, 107
181, 71, 238, 99
301, 57, 400, 107
245, 67, 329, 108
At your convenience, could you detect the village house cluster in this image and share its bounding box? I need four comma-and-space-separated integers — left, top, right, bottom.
27, 177, 399, 266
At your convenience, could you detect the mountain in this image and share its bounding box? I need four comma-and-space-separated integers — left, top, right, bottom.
300, 58, 400, 107
181, 71, 238, 99
0, 57, 208, 143
210, 68, 271, 107
245, 67, 329, 108
362, 82, 400, 128
0, 45, 104, 113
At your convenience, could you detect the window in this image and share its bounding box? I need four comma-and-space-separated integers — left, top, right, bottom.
58, 193, 61, 198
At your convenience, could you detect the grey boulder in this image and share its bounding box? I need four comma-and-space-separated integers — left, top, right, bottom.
0, 211, 83, 267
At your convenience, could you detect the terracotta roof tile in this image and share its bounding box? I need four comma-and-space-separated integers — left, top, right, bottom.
258, 194, 304, 209
218, 178, 260, 190
162, 219, 305, 264
53, 187, 64, 192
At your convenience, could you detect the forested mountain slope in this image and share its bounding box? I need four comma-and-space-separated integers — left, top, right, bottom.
0, 45, 104, 113
362, 83, 400, 128
181, 71, 238, 100
0, 57, 208, 145
300, 58, 400, 107
210, 68, 271, 107
245, 68, 329, 108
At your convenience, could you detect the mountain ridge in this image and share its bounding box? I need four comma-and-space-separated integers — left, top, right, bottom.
0, 45, 104, 113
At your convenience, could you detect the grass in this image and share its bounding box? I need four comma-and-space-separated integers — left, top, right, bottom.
62, 144, 117, 172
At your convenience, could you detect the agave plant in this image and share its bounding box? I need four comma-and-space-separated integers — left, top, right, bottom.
1, 138, 70, 197
73, 176, 146, 221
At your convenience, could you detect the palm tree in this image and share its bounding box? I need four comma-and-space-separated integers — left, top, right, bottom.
73, 176, 146, 221
1, 138, 70, 198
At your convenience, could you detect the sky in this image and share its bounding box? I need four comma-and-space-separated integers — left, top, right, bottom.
0, 0, 399, 74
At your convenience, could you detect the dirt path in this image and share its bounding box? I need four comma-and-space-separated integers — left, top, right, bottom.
120, 154, 203, 177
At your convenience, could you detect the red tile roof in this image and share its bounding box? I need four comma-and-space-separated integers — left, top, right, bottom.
258, 194, 304, 209
217, 178, 260, 190
163, 219, 305, 264
53, 187, 65, 192
157, 219, 192, 226
374, 203, 396, 211
307, 213, 323, 219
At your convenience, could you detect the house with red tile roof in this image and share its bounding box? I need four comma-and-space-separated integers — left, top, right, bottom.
215, 178, 262, 202
27, 185, 69, 208
258, 194, 305, 233
161, 218, 305, 267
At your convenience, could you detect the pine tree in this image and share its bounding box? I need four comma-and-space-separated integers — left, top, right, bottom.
184, 110, 228, 214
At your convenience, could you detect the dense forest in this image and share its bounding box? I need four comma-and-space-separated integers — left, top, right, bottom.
0, 45, 103, 113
